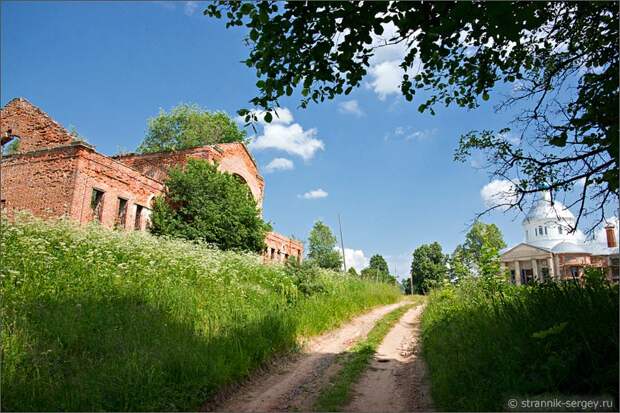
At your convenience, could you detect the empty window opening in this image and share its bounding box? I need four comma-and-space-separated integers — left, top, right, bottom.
134, 205, 144, 230
270, 248, 275, 260
535, 228, 538, 236
2, 137, 20, 156
558, 226, 563, 234
91, 189, 105, 222
116, 198, 128, 229
544, 226, 548, 235
538, 226, 543, 236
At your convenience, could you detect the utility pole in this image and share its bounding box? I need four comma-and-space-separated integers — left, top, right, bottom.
410, 257, 414, 295
338, 213, 346, 272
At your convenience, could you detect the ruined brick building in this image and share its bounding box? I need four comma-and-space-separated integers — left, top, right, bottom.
0, 98, 302, 263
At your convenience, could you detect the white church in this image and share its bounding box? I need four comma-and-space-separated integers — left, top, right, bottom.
500, 192, 619, 284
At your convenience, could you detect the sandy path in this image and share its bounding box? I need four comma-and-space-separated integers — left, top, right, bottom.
211, 302, 406, 413
344, 304, 434, 413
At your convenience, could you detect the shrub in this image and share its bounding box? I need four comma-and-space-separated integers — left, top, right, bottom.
0, 215, 400, 411
421, 276, 619, 411
150, 159, 270, 252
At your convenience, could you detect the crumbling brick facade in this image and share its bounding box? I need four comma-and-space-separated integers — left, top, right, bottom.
113, 143, 265, 208
1, 98, 302, 263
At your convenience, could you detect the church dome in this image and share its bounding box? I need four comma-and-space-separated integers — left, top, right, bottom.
523, 191, 576, 224
522, 191, 581, 247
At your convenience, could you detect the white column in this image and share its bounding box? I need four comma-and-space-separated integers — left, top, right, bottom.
531, 259, 539, 282
547, 256, 555, 280
514, 260, 521, 285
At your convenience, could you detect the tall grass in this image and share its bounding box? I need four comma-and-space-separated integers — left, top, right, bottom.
421, 276, 619, 411
0, 215, 401, 411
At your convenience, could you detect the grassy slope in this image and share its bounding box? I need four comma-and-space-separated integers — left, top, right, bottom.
421, 277, 619, 411
0, 217, 401, 411
313, 296, 425, 412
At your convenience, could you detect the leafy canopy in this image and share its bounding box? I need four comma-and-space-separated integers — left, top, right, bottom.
307, 221, 343, 271
149, 159, 269, 252
451, 221, 506, 279
368, 254, 389, 275
462, 221, 506, 265
360, 254, 396, 284
410, 242, 448, 294
206, 1, 619, 233
137, 103, 246, 153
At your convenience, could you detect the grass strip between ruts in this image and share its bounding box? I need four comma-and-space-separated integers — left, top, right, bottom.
313, 296, 424, 412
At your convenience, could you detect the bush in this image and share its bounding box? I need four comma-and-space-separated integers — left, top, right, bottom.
421, 276, 619, 411
150, 159, 270, 252
0, 215, 400, 411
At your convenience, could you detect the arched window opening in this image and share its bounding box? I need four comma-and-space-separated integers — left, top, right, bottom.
233, 173, 248, 185
2, 136, 21, 156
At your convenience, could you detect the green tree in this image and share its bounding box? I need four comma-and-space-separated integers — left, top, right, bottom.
400, 278, 412, 295
449, 244, 473, 281
477, 243, 502, 280
410, 242, 448, 294
150, 159, 269, 252
368, 254, 389, 275
347, 267, 359, 277
307, 221, 343, 271
462, 221, 506, 267
137, 103, 246, 153
207, 2, 618, 233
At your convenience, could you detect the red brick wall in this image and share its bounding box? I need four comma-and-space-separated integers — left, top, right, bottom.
264, 231, 304, 264
71, 146, 164, 229
114, 143, 265, 207
0, 145, 80, 219
0, 143, 164, 231
0, 98, 74, 151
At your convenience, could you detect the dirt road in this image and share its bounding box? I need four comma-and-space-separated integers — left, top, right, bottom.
212, 302, 406, 412
344, 304, 433, 412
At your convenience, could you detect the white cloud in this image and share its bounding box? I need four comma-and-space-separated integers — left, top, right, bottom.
366, 22, 422, 101
184, 1, 199, 15
337, 248, 369, 272
480, 179, 518, 210
264, 157, 294, 173
405, 128, 438, 141
387, 126, 438, 142
368, 60, 404, 100
243, 107, 324, 161
249, 122, 324, 160
338, 100, 364, 117
299, 189, 328, 200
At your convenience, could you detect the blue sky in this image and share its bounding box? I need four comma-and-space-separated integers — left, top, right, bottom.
2, 1, 601, 277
